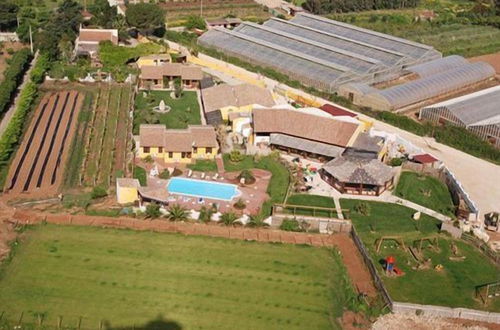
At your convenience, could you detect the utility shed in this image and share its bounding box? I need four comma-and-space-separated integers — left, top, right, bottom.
360, 62, 495, 111
420, 85, 500, 148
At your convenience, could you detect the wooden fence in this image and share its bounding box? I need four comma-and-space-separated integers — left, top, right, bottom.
462, 233, 500, 265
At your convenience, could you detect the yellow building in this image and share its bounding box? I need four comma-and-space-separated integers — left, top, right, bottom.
138, 125, 219, 163
201, 83, 275, 125
137, 54, 171, 69
116, 178, 140, 204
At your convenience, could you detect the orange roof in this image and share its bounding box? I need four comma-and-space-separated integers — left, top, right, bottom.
140, 63, 203, 81
253, 108, 359, 147
78, 28, 118, 45
140, 125, 218, 151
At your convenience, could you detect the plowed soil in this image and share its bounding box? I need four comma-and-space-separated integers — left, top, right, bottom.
3, 91, 83, 199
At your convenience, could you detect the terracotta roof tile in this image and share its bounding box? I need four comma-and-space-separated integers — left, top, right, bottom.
140, 63, 202, 81
139, 125, 218, 151
202, 83, 275, 113
253, 108, 359, 147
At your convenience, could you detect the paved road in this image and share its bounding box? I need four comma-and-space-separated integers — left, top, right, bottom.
0, 52, 38, 138
188, 52, 500, 217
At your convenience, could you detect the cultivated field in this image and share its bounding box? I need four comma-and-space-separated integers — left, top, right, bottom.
0, 224, 352, 329
81, 84, 132, 188
4, 91, 83, 197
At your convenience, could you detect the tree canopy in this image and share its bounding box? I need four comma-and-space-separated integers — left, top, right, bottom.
0, 2, 19, 31
303, 0, 419, 14
89, 0, 117, 29
126, 3, 166, 36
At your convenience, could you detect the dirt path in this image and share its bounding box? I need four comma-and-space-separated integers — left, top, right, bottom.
9, 208, 377, 297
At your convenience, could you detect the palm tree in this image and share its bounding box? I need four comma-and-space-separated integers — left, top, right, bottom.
167, 204, 188, 222
247, 214, 269, 228
198, 206, 214, 223
220, 212, 237, 226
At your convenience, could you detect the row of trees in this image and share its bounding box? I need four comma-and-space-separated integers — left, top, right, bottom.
303, 0, 420, 14
145, 203, 269, 227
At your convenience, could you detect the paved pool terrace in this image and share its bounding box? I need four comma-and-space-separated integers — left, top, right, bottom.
140, 169, 271, 215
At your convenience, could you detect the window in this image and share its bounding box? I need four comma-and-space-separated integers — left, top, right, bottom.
158, 147, 163, 153
187, 152, 192, 159
206, 147, 212, 154
193, 147, 198, 153
168, 152, 173, 158
143, 147, 150, 153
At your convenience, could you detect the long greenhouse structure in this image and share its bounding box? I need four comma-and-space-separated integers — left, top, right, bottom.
198, 13, 442, 92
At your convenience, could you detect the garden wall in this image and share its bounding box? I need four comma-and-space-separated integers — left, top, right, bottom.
271, 214, 352, 233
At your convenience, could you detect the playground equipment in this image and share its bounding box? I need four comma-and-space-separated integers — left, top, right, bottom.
375, 236, 406, 253
476, 281, 500, 305
449, 241, 466, 261
385, 256, 405, 276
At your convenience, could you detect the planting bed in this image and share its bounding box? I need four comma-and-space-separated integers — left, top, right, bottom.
4, 91, 83, 197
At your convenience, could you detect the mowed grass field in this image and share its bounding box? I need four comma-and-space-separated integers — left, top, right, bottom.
0, 225, 353, 329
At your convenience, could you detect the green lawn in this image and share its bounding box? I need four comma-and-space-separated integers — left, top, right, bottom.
0, 224, 357, 329
187, 159, 218, 172
341, 199, 500, 311
395, 171, 455, 216
284, 194, 339, 218
223, 154, 290, 216
134, 90, 201, 134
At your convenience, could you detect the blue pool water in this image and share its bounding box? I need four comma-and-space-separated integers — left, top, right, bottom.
167, 177, 239, 201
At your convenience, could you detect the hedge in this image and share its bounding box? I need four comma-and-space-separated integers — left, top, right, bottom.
0, 54, 50, 190
0, 48, 32, 117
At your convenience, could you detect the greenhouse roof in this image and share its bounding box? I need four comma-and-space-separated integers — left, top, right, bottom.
407, 55, 469, 78
199, 28, 356, 91
198, 13, 442, 91
291, 13, 441, 61
370, 62, 495, 109
233, 22, 386, 75
423, 85, 500, 126
264, 18, 406, 67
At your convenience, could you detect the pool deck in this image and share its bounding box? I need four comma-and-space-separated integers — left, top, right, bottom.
139, 169, 271, 215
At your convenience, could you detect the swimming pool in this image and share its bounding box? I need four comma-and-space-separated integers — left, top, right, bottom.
167, 177, 240, 201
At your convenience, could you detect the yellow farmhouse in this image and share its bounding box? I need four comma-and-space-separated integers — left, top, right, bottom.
138, 124, 219, 163
201, 83, 275, 125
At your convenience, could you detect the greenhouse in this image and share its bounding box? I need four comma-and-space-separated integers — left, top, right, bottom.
406, 55, 470, 78
360, 62, 495, 111
198, 13, 441, 92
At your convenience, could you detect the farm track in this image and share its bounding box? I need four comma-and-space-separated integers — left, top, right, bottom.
4, 91, 82, 198
78, 90, 101, 186
97, 87, 121, 187
83, 86, 110, 186
113, 85, 131, 178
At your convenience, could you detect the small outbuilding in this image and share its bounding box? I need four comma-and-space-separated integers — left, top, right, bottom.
116, 178, 140, 204
320, 156, 395, 196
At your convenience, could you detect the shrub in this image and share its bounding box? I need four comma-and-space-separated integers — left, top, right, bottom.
133, 166, 147, 186
198, 206, 214, 223
389, 158, 404, 167
91, 186, 108, 199
159, 169, 170, 179
354, 202, 371, 216
185, 15, 207, 30
280, 218, 303, 232
171, 168, 182, 176
229, 150, 244, 163
237, 169, 255, 184
220, 212, 237, 226
167, 204, 188, 221
233, 199, 246, 210
145, 202, 161, 219
144, 155, 154, 164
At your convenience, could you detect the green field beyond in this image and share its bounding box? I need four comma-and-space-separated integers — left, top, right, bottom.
0, 225, 351, 329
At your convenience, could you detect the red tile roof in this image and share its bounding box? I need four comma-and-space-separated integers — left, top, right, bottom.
413, 153, 438, 164
319, 104, 357, 117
